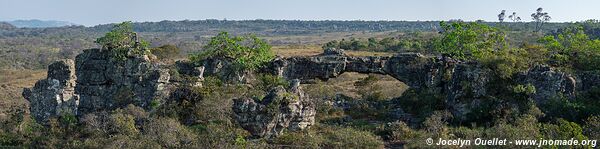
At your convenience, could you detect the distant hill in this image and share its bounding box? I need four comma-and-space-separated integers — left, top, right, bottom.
0, 22, 16, 30
7, 19, 78, 28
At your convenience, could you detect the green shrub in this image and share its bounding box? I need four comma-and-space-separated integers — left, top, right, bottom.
539, 25, 600, 70
255, 73, 289, 92
381, 121, 417, 142
189, 32, 275, 73
434, 22, 507, 60
540, 119, 588, 145
95, 21, 150, 61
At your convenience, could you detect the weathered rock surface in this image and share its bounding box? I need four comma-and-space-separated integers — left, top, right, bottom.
202, 58, 252, 83
75, 48, 171, 115
23, 59, 79, 123
24, 48, 172, 123
518, 65, 576, 102
232, 79, 315, 138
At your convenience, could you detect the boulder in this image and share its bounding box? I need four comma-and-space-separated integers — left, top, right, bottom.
232, 79, 315, 138
22, 59, 79, 123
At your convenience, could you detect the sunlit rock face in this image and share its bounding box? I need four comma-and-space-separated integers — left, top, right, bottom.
232, 79, 315, 139
24, 48, 172, 123
75, 48, 171, 115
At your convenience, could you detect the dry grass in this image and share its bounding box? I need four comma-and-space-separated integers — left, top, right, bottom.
303, 72, 408, 100
0, 69, 46, 115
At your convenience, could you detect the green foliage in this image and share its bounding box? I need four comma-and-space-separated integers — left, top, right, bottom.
539, 25, 600, 70
380, 121, 417, 142
189, 32, 275, 72
59, 113, 78, 126
540, 119, 588, 142
513, 84, 537, 95
434, 22, 507, 60
541, 87, 600, 123
234, 134, 247, 148
322, 34, 430, 52
95, 21, 150, 61
354, 75, 385, 101
149, 98, 160, 110
255, 73, 289, 92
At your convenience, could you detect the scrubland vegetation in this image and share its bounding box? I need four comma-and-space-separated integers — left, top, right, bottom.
2, 13, 600, 148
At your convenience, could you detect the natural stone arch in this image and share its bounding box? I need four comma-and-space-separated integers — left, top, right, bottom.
266, 52, 454, 91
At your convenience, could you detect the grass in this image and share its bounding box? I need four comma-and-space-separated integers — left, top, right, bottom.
303, 72, 408, 99
0, 69, 46, 121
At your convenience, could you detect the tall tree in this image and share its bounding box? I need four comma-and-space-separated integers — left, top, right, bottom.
498, 10, 507, 23
508, 12, 521, 22
531, 7, 551, 32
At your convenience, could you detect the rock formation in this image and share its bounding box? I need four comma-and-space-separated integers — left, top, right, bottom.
23, 59, 79, 123
232, 79, 316, 138
23, 48, 171, 123
75, 48, 171, 115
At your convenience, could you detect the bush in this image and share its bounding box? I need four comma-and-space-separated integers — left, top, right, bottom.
540, 25, 600, 70
434, 22, 507, 60
540, 119, 588, 143
189, 32, 275, 72
95, 21, 150, 61
381, 121, 417, 142
255, 73, 289, 92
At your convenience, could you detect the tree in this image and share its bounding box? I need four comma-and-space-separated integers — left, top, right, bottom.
539, 25, 600, 70
531, 7, 551, 32
189, 32, 275, 72
508, 12, 521, 22
498, 10, 506, 23
433, 22, 507, 60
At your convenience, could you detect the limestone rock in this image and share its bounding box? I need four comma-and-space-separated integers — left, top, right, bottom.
24, 48, 172, 123
75, 48, 171, 115
22, 59, 79, 123
202, 58, 250, 83
519, 65, 576, 102
232, 79, 315, 138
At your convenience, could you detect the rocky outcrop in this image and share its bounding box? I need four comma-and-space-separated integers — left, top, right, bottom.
75, 48, 171, 115
232, 79, 315, 138
23, 48, 172, 123
202, 58, 251, 83
23, 59, 79, 123
267, 52, 452, 89
518, 65, 576, 102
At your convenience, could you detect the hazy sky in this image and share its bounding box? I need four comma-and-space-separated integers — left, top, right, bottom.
1, 0, 598, 26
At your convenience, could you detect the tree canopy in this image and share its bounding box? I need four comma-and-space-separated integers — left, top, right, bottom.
189, 32, 275, 72
433, 21, 507, 60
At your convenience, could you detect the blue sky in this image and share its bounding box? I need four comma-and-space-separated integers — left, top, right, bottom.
1, 0, 598, 26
